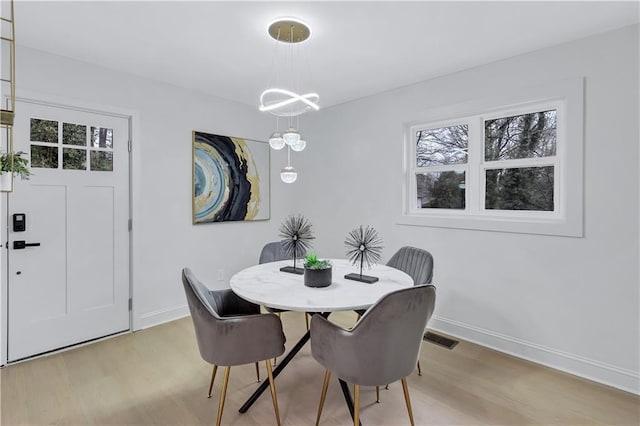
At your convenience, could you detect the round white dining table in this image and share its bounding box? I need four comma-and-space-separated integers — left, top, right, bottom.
230, 258, 414, 423
229, 258, 414, 312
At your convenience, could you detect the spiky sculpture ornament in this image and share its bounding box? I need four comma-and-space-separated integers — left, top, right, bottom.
344, 225, 383, 283
278, 214, 314, 274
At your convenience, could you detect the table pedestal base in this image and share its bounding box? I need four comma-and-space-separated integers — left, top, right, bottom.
238, 312, 363, 425
239, 325, 312, 413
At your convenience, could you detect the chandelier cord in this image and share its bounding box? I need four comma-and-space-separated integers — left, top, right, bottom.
288, 24, 294, 128
265, 27, 281, 98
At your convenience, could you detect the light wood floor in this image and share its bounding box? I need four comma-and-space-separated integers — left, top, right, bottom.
1, 312, 638, 425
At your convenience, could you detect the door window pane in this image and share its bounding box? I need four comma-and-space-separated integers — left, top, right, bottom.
416, 171, 466, 209
31, 145, 58, 168
485, 166, 554, 211
485, 110, 556, 161
90, 151, 113, 171
63, 123, 87, 146
416, 124, 468, 167
91, 127, 113, 149
63, 148, 86, 170
30, 118, 58, 143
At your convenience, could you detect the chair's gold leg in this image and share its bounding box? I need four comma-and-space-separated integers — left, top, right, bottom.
376, 385, 380, 403
208, 365, 218, 398
305, 312, 310, 330
274, 314, 282, 366
353, 384, 360, 426
315, 370, 331, 426
216, 366, 231, 426
255, 362, 261, 382
401, 377, 415, 426
417, 360, 422, 376
266, 359, 281, 426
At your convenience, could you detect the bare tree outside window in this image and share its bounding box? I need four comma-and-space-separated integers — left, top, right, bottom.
414, 124, 468, 209
90, 126, 114, 171
416, 124, 468, 167
485, 110, 556, 161
484, 110, 556, 211
91, 127, 113, 149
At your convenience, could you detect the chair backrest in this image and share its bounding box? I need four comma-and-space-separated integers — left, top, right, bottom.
182, 268, 222, 364
387, 246, 434, 285
182, 267, 221, 319
182, 267, 285, 366
259, 241, 292, 264
312, 284, 436, 386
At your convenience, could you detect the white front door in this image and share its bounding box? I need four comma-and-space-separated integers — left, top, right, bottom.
6, 100, 130, 361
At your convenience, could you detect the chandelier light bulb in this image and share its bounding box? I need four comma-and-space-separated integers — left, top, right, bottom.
280, 165, 298, 183
290, 138, 306, 152
283, 127, 301, 146
269, 131, 285, 150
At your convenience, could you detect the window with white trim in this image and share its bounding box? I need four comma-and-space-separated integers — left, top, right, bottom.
400, 78, 584, 237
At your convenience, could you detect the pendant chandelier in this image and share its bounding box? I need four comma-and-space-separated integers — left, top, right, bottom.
259, 17, 319, 183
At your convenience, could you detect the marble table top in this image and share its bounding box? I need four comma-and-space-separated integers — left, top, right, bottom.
229, 259, 413, 312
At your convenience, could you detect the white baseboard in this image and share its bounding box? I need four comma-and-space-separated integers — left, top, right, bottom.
137, 304, 189, 330
430, 315, 640, 395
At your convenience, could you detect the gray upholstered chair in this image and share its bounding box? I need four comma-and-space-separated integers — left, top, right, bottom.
182, 268, 286, 426
311, 284, 436, 426
356, 246, 434, 376
387, 246, 434, 286
260, 242, 310, 331
259, 241, 290, 264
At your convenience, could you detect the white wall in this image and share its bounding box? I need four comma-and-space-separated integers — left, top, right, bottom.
293, 25, 639, 393
1, 46, 298, 347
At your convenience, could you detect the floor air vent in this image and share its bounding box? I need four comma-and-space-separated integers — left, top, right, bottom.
424, 331, 459, 349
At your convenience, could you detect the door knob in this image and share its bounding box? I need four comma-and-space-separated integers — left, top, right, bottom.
13, 240, 41, 250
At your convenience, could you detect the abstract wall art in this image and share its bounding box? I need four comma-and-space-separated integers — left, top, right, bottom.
192, 131, 270, 224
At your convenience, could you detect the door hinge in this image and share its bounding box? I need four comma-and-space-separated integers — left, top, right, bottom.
128, 139, 132, 152
128, 219, 132, 232
128, 298, 132, 311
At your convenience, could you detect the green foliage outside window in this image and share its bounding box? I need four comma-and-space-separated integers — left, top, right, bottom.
30, 118, 58, 143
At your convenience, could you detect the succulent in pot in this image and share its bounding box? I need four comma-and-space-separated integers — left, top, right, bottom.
303, 253, 332, 288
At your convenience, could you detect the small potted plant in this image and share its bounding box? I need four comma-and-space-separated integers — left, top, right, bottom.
303, 253, 332, 288
0, 151, 31, 191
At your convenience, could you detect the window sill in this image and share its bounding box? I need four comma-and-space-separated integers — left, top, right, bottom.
396, 212, 583, 237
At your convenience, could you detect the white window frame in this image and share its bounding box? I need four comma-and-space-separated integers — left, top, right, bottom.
410, 117, 472, 214
399, 78, 584, 237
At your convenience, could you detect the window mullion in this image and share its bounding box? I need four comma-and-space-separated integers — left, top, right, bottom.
467, 116, 482, 214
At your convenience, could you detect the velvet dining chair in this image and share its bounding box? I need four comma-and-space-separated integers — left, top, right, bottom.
311, 284, 437, 426
356, 245, 434, 377
182, 268, 286, 426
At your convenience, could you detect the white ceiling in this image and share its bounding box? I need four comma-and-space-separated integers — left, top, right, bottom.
13, 1, 640, 110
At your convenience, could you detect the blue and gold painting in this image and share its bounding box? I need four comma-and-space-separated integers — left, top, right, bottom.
192, 131, 270, 223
